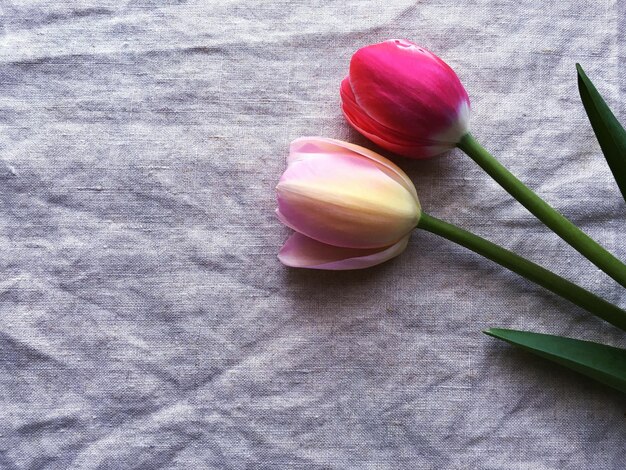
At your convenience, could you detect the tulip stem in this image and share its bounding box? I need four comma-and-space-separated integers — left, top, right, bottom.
416, 212, 626, 331
457, 132, 626, 289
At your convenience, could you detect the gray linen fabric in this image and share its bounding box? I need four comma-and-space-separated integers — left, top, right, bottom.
1, 1, 625, 468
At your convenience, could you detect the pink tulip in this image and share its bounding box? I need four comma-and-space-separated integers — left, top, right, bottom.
276, 137, 421, 270
340, 39, 470, 159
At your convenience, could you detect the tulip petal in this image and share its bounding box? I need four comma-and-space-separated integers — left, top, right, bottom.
276, 151, 420, 249
289, 136, 420, 202
278, 232, 410, 270
341, 77, 454, 159
341, 77, 429, 144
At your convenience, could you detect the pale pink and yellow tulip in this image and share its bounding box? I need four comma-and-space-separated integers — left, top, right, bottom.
276, 137, 421, 270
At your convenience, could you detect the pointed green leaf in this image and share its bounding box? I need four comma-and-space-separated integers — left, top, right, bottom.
577, 63, 626, 203
484, 328, 626, 394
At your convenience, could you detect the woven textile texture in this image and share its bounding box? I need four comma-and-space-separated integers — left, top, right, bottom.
1, 1, 625, 468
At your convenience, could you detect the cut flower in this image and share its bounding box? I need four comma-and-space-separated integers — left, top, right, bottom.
276, 137, 421, 270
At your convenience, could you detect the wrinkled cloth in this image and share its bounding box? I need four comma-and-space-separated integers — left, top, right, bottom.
1, 1, 625, 468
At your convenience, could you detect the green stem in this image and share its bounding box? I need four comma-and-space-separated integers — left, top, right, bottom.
417, 212, 626, 331
457, 133, 626, 288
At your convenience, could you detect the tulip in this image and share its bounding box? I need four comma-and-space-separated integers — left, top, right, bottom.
276, 137, 626, 331
341, 40, 626, 288
341, 39, 470, 159
276, 137, 420, 269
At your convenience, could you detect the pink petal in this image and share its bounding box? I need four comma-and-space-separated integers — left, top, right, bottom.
288, 135, 419, 201
276, 152, 420, 249
278, 232, 410, 270
341, 79, 452, 159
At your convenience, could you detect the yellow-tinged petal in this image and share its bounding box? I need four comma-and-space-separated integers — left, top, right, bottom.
277, 149, 420, 249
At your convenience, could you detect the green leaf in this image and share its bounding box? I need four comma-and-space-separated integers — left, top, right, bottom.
577, 63, 626, 203
484, 328, 626, 394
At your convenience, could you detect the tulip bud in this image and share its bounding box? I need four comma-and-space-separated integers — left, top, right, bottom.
340, 39, 470, 159
276, 137, 421, 270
